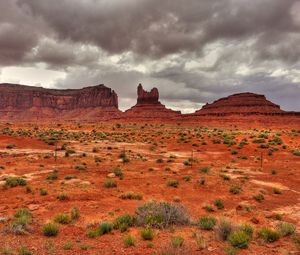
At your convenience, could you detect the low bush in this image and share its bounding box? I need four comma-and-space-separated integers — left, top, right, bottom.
119, 192, 143, 200
114, 214, 135, 232
166, 180, 179, 188
43, 222, 59, 237
98, 221, 113, 235
141, 228, 154, 240
198, 216, 217, 230
103, 179, 117, 188
171, 236, 184, 248
276, 222, 295, 237
215, 219, 234, 241
54, 213, 71, 224
228, 230, 251, 249
257, 227, 280, 243
135, 201, 189, 228
123, 235, 136, 247
4, 177, 27, 188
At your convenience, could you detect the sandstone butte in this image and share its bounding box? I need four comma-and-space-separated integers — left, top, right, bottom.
0, 82, 299, 127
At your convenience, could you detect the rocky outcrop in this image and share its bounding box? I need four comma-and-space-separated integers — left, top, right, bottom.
195, 93, 283, 115
123, 84, 180, 119
0, 83, 120, 121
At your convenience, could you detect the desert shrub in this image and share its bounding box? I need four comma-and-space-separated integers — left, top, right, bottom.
46, 170, 58, 180
114, 214, 135, 232
292, 150, 300, 156
43, 223, 59, 237
171, 236, 184, 248
18, 246, 32, 255
229, 184, 241, 194
183, 176, 191, 182
98, 221, 113, 235
15, 208, 32, 219
220, 174, 231, 181
75, 165, 86, 171
70, 207, 80, 220
123, 235, 136, 247
156, 158, 164, 163
39, 188, 48, 196
214, 199, 224, 209
199, 167, 210, 173
54, 213, 71, 224
64, 175, 77, 180
253, 193, 264, 202
166, 180, 179, 188
63, 242, 73, 250
103, 179, 117, 188
10, 208, 32, 235
57, 193, 69, 201
4, 177, 27, 188
198, 216, 217, 230
257, 227, 280, 243
119, 192, 143, 200
141, 228, 154, 240
228, 230, 251, 248
276, 222, 295, 237
215, 219, 234, 241
239, 224, 254, 238
135, 201, 189, 228
113, 167, 124, 179
293, 234, 300, 251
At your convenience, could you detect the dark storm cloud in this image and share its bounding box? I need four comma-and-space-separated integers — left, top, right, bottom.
16, 0, 299, 61
0, 0, 299, 111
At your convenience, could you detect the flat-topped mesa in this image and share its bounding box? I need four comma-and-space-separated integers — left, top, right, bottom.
137, 84, 159, 104
196, 92, 284, 114
124, 84, 180, 119
0, 83, 120, 121
0, 83, 118, 110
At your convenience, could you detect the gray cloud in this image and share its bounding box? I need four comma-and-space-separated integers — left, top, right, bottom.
0, 0, 299, 112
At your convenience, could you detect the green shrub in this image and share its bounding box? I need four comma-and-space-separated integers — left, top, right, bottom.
63, 242, 73, 250
228, 230, 251, 248
253, 193, 264, 202
123, 235, 136, 247
70, 207, 80, 220
198, 216, 217, 230
75, 165, 86, 171
166, 180, 179, 188
119, 192, 143, 200
257, 227, 280, 243
171, 236, 184, 248
54, 213, 71, 224
114, 214, 135, 232
103, 179, 117, 188
46, 171, 58, 180
57, 193, 69, 201
215, 219, 234, 241
141, 228, 154, 240
135, 201, 189, 228
18, 246, 32, 255
229, 184, 241, 194
4, 177, 27, 188
239, 224, 254, 238
276, 222, 295, 236
98, 221, 113, 235
214, 199, 224, 209
43, 222, 59, 237
40, 188, 48, 196
113, 167, 124, 179
200, 167, 210, 173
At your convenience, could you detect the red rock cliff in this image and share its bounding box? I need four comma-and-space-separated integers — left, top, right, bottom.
0, 83, 120, 121
196, 92, 283, 114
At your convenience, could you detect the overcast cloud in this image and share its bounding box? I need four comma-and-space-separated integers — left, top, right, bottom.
0, 0, 299, 112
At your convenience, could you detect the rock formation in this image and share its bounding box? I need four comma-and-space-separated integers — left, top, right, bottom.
0, 83, 120, 121
195, 92, 283, 114
124, 84, 180, 119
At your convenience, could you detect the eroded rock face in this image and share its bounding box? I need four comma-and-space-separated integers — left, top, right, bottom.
124, 84, 180, 119
196, 93, 283, 114
0, 83, 120, 121
137, 84, 159, 104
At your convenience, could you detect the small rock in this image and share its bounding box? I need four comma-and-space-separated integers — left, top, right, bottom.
107, 173, 116, 178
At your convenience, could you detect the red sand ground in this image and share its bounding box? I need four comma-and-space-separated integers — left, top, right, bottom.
0, 122, 299, 255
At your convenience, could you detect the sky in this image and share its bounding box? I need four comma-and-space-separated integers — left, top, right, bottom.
0, 0, 300, 113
